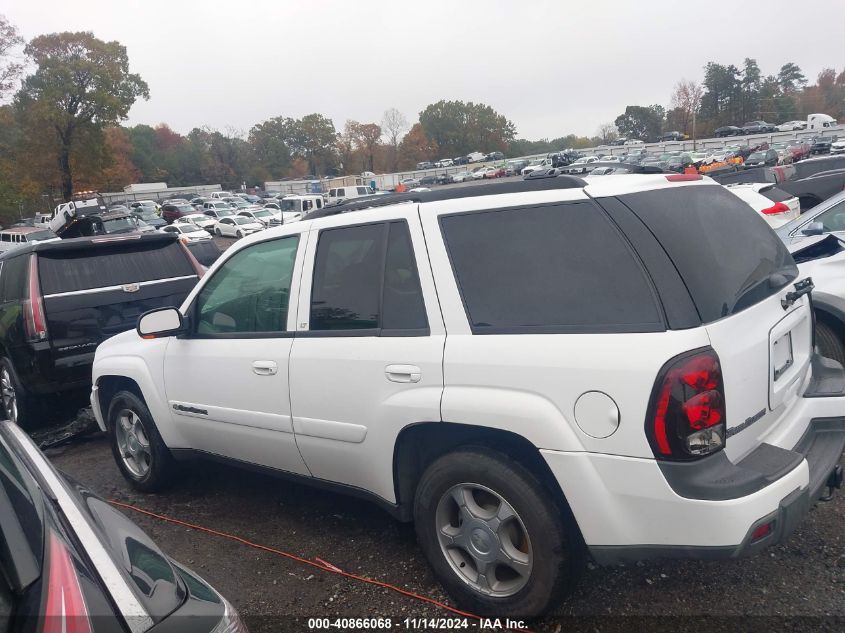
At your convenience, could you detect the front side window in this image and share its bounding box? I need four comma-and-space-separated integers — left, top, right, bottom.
195, 236, 299, 336
309, 221, 427, 333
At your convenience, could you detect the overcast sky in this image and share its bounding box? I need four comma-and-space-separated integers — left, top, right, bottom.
5, 0, 844, 140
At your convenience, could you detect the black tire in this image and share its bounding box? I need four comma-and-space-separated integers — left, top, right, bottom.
215, 227, 222, 236
816, 320, 845, 366
107, 390, 176, 492
0, 358, 36, 427
414, 447, 584, 617
236, 230, 244, 238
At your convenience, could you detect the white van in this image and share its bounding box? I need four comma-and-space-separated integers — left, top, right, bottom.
0, 227, 59, 252
807, 114, 837, 131
466, 152, 486, 163
209, 191, 233, 200
326, 185, 374, 206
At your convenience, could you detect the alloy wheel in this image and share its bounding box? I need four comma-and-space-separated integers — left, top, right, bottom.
1, 368, 17, 424
435, 483, 533, 597
115, 409, 152, 478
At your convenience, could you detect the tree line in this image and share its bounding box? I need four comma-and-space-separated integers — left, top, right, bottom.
1, 15, 843, 224
611, 59, 845, 142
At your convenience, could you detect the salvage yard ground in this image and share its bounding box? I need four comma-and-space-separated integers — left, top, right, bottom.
47, 432, 845, 632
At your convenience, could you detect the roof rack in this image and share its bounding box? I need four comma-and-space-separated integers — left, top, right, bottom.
307, 175, 588, 219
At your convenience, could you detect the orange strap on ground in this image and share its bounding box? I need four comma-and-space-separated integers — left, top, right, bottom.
108, 499, 535, 632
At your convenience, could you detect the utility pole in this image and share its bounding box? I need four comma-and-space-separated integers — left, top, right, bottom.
692, 109, 697, 151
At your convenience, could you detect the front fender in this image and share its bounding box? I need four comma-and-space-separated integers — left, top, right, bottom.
92, 337, 187, 449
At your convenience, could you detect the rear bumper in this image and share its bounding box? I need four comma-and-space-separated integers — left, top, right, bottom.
543, 353, 845, 564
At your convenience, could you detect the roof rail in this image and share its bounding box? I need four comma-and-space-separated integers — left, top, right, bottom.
306, 175, 588, 219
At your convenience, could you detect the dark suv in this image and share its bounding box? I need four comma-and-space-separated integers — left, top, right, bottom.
0, 233, 203, 426
162, 202, 199, 223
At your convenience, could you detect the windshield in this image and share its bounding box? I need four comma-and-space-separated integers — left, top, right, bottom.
28, 229, 56, 241
747, 152, 765, 161
177, 205, 194, 212
233, 217, 253, 225
137, 211, 157, 220
102, 217, 136, 233
253, 210, 273, 218
216, 209, 234, 216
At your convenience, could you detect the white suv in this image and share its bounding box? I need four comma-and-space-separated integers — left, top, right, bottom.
91, 175, 845, 617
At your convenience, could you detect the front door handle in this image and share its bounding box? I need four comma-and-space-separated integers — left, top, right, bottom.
385, 364, 421, 383
252, 360, 278, 376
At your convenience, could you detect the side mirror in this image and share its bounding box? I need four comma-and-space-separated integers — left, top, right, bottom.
801, 222, 825, 236
137, 307, 185, 339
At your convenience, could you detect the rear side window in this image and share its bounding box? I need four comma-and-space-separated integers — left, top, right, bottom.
38, 241, 195, 295
440, 203, 663, 333
310, 221, 428, 333
0, 256, 28, 302
618, 185, 797, 323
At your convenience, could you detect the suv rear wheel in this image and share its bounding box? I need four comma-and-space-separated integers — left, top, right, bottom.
107, 390, 175, 492
816, 321, 845, 366
414, 447, 583, 617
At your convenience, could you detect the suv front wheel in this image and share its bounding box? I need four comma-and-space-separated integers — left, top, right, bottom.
414, 447, 583, 617
107, 390, 175, 492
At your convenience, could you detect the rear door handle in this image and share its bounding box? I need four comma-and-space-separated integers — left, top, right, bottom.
252, 360, 278, 376
385, 364, 421, 383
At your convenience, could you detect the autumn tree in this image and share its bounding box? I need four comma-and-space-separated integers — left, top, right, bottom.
669, 79, 702, 134
0, 15, 23, 100
398, 123, 437, 169
17, 32, 149, 200
596, 122, 618, 143
381, 107, 408, 170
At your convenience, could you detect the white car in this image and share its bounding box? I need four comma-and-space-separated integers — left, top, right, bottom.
437, 159, 454, 167
176, 213, 217, 233
159, 223, 212, 242
449, 171, 472, 183
623, 139, 644, 145
600, 155, 623, 163
725, 183, 801, 228
562, 155, 600, 173
472, 166, 495, 179
238, 208, 279, 227
831, 139, 845, 154
213, 216, 264, 238
92, 174, 845, 617
777, 121, 807, 132
521, 158, 553, 176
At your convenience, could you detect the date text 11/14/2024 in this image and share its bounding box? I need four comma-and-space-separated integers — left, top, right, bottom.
307, 617, 528, 630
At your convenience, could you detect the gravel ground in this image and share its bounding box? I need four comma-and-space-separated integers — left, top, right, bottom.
44, 423, 845, 633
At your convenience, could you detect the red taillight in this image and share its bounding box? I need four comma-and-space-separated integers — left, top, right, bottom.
647, 348, 726, 460
23, 254, 47, 342
43, 531, 93, 633
760, 201, 790, 215
750, 522, 773, 542
665, 174, 702, 182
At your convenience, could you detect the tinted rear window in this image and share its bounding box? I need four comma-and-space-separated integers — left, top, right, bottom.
760, 186, 793, 203
618, 185, 797, 323
440, 202, 663, 333
39, 241, 195, 295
